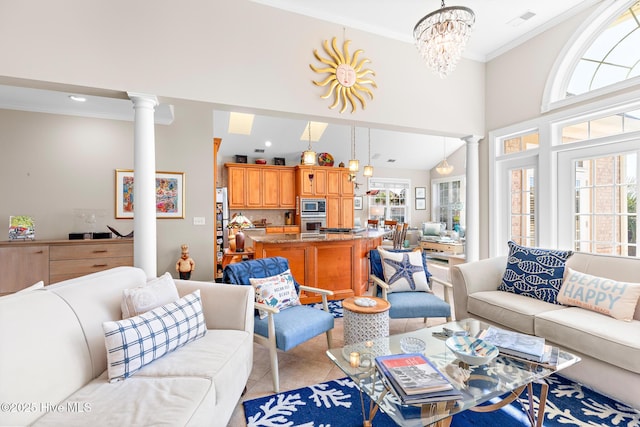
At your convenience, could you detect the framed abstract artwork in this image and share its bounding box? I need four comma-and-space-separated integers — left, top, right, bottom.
115, 169, 185, 219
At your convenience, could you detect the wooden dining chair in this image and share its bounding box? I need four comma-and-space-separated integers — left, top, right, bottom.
367, 219, 379, 229
383, 220, 398, 230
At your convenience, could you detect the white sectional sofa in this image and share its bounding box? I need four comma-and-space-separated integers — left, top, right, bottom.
451, 252, 640, 409
0, 266, 254, 426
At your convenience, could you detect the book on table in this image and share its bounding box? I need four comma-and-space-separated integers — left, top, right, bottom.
480, 326, 546, 362
375, 353, 462, 404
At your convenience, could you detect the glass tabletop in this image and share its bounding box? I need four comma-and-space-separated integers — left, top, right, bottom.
326, 318, 581, 427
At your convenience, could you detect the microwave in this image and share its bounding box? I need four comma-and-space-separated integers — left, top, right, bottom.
300, 198, 326, 217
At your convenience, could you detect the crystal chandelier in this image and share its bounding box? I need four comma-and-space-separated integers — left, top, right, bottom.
302, 121, 316, 166
413, 1, 475, 78
436, 138, 454, 175
363, 128, 373, 177
348, 125, 359, 173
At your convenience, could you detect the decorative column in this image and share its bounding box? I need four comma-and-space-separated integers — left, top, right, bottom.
128, 92, 159, 278
463, 135, 481, 263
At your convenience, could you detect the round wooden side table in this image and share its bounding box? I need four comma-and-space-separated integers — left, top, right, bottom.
342, 296, 391, 346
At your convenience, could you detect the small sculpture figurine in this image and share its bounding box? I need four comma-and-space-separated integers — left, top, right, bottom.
176, 244, 195, 280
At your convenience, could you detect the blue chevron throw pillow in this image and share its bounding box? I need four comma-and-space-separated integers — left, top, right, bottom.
498, 241, 573, 304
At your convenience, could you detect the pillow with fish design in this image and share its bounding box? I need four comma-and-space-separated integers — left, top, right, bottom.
498, 241, 573, 304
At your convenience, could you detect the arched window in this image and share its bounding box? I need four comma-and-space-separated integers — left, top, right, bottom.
567, 1, 640, 97
543, 0, 640, 112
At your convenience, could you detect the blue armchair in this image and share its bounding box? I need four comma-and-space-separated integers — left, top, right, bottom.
222, 256, 334, 392
369, 248, 452, 322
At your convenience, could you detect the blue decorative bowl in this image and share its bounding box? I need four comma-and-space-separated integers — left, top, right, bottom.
446, 336, 499, 365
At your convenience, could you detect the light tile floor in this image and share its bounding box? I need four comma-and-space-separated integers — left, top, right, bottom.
227, 282, 450, 426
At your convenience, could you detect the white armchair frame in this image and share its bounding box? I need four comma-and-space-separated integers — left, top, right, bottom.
254, 285, 334, 393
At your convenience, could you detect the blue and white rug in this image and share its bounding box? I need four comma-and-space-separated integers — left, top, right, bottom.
309, 299, 343, 318
244, 374, 640, 427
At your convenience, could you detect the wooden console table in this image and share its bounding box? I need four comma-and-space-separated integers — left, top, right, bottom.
420, 240, 464, 254
0, 238, 133, 295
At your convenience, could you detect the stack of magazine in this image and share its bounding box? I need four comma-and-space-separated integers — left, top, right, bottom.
480, 326, 557, 365
375, 353, 463, 405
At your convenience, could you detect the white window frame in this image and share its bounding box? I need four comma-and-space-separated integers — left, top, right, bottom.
542, 0, 640, 113
431, 175, 466, 233
557, 136, 640, 250
367, 177, 411, 224
490, 91, 640, 257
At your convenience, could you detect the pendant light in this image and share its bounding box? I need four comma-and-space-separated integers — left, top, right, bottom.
302, 121, 316, 166
363, 128, 374, 177
348, 125, 359, 173
436, 137, 454, 175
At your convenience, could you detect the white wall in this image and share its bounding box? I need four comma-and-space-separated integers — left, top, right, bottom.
0, 97, 216, 281
0, 0, 485, 138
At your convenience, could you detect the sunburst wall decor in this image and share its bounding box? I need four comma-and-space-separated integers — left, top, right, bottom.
310, 37, 377, 114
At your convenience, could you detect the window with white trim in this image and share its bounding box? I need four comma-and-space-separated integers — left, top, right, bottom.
566, 1, 640, 98
368, 178, 410, 223
431, 176, 465, 233
490, 0, 640, 258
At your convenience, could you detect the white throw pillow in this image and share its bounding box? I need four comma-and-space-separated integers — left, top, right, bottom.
16, 280, 44, 293
121, 272, 180, 318
558, 268, 640, 321
249, 269, 301, 319
378, 247, 430, 293
103, 290, 207, 382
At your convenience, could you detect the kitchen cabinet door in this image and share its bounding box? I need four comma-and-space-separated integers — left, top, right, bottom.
279, 168, 296, 207
246, 168, 262, 207
227, 166, 247, 208
262, 169, 280, 207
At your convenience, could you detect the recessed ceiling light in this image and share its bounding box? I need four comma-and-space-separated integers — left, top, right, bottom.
68, 95, 87, 102
265, 141, 272, 147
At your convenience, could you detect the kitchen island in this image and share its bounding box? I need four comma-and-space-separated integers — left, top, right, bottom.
250, 230, 388, 304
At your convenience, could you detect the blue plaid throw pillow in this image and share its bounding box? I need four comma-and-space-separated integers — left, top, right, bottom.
103, 290, 207, 382
498, 241, 573, 304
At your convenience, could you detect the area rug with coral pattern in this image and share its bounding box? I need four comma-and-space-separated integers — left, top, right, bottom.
243, 374, 639, 426
309, 299, 343, 318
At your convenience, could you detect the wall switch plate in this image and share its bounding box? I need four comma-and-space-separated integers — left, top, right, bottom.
193, 217, 206, 225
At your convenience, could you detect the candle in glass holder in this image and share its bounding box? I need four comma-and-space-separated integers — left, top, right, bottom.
349, 352, 360, 367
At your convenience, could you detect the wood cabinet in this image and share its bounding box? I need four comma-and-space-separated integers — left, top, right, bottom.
252, 231, 385, 303
226, 163, 295, 209
296, 166, 327, 197
49, 241, 134, 283
279, 168, 296, 207
265, 225, 300, 234
0, 244, 49, 295
327, 196, 354, 228
296, 166, 354, 227
0, 239, 133, 294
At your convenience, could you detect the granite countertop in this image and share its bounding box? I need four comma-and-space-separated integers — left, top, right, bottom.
249, 229, 388, 243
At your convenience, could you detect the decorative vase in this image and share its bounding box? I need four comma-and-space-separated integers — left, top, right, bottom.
235, 229, 246, 252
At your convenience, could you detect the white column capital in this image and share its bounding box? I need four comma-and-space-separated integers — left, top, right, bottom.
127, 92, 159, 108
461, 135, 482, 145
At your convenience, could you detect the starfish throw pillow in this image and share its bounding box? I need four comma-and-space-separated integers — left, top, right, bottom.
378, 247, 430, 293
